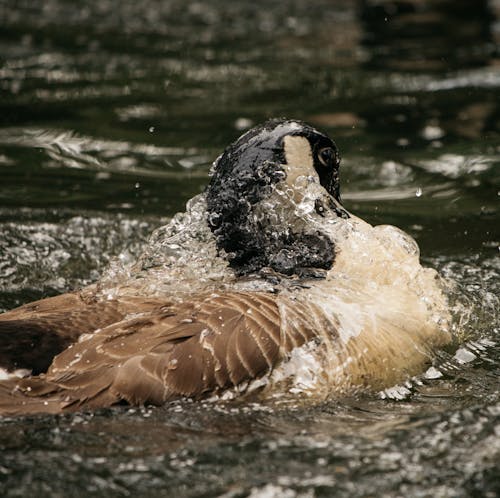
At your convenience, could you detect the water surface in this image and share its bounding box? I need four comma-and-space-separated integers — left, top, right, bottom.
0, 1, 499, 496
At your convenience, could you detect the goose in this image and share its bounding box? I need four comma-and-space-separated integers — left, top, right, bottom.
0, 119, 451, 415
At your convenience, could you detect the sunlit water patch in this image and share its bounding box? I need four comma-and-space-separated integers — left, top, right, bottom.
0, 127, 211, 176
0, 127, 212, 217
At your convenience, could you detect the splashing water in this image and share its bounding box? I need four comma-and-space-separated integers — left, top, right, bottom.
91, 175, 455, 399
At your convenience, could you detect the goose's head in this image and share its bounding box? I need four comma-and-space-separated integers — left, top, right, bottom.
206, 119, 349, 276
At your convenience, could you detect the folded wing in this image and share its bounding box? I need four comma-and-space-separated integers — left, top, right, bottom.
0, 291, 317, 415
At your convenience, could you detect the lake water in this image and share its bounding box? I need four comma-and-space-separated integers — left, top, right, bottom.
0, 0, 499, 496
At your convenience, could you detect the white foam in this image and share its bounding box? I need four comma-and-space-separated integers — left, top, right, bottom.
0, 368, 31, 380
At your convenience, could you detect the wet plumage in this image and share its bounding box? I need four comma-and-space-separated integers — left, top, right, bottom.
0, 119, 451, 416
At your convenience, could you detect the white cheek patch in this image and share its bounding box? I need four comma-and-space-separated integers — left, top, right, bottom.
282, 135, 319, 188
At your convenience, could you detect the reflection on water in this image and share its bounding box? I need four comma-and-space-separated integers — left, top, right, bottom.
0, 0, 499, 496
361, 0, 496, 71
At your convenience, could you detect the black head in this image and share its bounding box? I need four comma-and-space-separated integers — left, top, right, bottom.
206, 118, 346, 276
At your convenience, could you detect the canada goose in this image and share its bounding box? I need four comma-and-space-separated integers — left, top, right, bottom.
0, 119, 451, 415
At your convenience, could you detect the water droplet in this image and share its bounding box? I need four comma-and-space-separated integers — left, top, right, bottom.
421, 125, 445, 140
234, 117, 253, 130
424, 366, 443, 379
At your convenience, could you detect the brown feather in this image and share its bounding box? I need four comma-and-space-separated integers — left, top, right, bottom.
0, 290, 171, 374
0, 291, 321, 415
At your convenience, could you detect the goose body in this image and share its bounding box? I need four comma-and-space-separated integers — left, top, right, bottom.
0, 119, 451, 415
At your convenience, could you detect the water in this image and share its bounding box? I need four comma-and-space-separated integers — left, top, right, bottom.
0, 0, 499, 496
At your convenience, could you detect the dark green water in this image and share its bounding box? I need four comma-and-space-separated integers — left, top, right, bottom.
0, 0, 499, 496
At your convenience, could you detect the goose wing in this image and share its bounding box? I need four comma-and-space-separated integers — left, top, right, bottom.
0, 289, 170, 374
0, 291, 317, 415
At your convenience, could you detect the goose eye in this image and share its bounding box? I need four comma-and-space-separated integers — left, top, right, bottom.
318, 147, 336, 167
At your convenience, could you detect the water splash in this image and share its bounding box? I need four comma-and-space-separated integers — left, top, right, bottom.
89, 175, 458, 398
